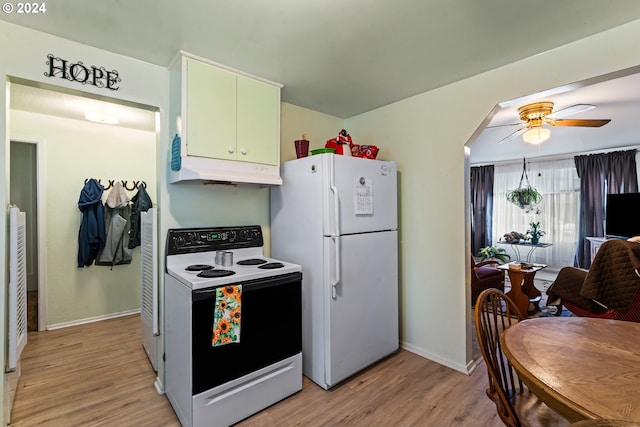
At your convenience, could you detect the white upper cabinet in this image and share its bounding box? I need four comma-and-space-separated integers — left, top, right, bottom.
170, 53, 283, 185
236, 75, 279, 166
186, 59, 237, 161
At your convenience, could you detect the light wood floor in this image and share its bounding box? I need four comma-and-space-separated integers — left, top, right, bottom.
10, 314, 505, 426
10, 315, 179, 427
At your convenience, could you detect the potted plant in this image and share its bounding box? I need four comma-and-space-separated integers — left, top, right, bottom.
477, 246, 511, 264
506, 186, 542, 210
526, 221, 545, 245
507, 158, 542, 212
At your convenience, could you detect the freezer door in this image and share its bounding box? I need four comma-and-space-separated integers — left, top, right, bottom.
327, 154, 397, 236
324, 230, 399, 388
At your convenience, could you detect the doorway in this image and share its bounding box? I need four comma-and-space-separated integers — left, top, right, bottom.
8, 79, 158, 329
465, 66, 640, 365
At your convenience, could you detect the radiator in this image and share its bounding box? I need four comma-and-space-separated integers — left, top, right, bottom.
8, 207, 27, 372
141, 207, 159, 371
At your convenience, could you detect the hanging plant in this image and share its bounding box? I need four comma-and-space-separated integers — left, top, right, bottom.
506, 186, 542, 207
506, 158, 542, 212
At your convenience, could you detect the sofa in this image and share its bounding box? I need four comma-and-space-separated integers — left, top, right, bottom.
471, 255, 505, 306
546, 239, 640, 322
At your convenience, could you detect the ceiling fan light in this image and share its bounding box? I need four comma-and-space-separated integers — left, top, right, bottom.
522, 127, 550, 144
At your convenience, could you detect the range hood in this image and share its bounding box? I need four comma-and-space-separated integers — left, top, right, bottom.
169, 155, 283, 186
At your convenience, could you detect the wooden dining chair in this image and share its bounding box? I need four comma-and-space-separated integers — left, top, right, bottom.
474, 289, 569, 427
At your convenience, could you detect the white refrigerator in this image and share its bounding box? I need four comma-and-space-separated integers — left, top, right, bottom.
271, 153, 398, 389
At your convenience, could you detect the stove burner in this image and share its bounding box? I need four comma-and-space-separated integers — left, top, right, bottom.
186, 264, 214, 272
237, 258, 268, 266
258, 262, 285, 269
197, 269, 236, 278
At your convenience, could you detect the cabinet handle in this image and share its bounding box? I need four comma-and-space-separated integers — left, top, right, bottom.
228, 147, 235, 154
241, 148, 247, 155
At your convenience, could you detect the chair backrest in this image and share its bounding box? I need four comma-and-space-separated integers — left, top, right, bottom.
475, 289, 525, 427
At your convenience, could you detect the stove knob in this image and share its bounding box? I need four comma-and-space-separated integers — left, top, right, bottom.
251, 230, 260, 241
239, 229, 249, 240
228, 230, 237, 241
174, 235, 185, 247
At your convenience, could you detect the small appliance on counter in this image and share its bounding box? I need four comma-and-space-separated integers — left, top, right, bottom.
164, 225, 302, 427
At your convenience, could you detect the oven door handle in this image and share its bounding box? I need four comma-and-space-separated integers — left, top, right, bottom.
330, 236, 340, 300
192, 272, 303, 301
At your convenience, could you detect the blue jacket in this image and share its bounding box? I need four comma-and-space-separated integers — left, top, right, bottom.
128, 185, 153, 249
78, 178, 106, 267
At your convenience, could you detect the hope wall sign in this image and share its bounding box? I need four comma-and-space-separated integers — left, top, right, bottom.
44, 54, 121, 91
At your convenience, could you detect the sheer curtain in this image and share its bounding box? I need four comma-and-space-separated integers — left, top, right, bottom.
492, 158, 580, 269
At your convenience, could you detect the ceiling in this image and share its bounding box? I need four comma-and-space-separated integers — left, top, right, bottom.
3, 0, 640, 119
469, 68, 640, 164
3, 1, 640, 161
9, 83, 157, 132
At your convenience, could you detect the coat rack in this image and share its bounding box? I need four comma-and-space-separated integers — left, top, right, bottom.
84, 178, 147, 191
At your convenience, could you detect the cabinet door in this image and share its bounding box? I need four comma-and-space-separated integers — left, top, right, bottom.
236, 76, 279, 165
186, 59, 236, 160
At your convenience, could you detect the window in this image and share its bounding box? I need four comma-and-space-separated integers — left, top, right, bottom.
492, 158, 580, 269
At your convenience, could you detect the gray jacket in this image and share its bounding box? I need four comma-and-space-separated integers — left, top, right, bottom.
96, 182, 132, 266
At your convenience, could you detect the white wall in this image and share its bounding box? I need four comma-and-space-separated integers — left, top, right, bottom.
280, 102, 344, 162
11, 109, 156, 326
345, 19, 640, 372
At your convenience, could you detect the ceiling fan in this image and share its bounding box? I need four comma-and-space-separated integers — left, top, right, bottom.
491, 101, 611, 145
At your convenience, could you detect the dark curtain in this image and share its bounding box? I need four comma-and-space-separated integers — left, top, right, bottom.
607, 150, 639, 194
470, 165, 494, 256
574, 149, 638, 268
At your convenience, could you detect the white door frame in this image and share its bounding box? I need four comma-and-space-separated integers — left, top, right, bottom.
10, 136, 47, 331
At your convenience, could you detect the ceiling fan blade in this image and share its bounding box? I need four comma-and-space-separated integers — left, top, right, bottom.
547, 118, 611, 127
547, 104, 596, 119
486, 122, 523, 129
496, 127, 526, 144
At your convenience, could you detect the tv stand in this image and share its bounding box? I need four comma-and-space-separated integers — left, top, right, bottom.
586, 237, 613, 263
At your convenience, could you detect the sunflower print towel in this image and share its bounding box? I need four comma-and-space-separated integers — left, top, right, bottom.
212, 285, 242, 347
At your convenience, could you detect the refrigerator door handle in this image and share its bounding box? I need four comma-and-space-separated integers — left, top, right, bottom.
330, 236, 340, 299
329, 155, 340, 237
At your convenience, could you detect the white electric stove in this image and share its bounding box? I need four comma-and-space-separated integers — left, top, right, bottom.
164, 225, 302, 427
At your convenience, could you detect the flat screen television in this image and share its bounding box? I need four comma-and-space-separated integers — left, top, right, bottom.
605, 192, 640, 238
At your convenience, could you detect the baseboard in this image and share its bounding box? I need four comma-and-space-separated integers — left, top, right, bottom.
47, 309, 141, 330
400, 341, 469, 375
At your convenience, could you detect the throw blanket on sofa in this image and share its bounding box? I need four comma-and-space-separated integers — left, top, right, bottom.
547, 240, 640, 313
580, 239, 640, 313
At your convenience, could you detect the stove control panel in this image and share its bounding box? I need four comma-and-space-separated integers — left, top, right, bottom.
166, 225, 264, 255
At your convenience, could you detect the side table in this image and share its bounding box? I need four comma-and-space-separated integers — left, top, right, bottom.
497, 241, 552, 263
498, 263, 547, 316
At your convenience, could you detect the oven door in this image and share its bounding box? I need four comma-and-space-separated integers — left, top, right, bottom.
191, 272, 302, 395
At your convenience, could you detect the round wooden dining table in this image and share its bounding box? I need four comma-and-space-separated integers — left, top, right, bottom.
501, 317, 640, 423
